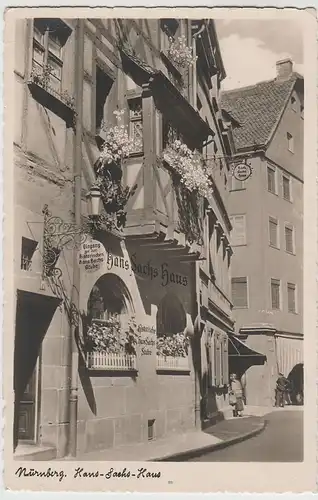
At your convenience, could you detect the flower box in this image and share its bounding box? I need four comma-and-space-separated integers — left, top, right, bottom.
156, 355, 190, 372
86, 352, 137, 371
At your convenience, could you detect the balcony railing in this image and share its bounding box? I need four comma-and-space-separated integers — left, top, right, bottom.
156, 355, 190, 372
86, 352, 137, 371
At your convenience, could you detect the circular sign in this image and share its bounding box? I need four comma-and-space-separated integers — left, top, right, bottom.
77, 239, 107, 273
232, 163, 252, 181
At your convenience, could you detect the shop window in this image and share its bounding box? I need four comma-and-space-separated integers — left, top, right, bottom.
285, 224, 295, 254
32, 18, 72, 92
271, 278, 281, 310
231, 277, 248, 309
269, 216, 279, 249
20, 237, 38, 271
128, 97, 143, 154
287, 283, 296, 313
229, 215, 246, 246
95, 65, 114, 134
208, 331, 229, 387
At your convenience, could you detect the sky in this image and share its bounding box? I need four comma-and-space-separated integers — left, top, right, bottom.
215, 19, 304, 90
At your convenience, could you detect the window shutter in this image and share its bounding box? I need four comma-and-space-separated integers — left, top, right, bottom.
287, 283, 296, 313
285, 226, 294, 253
269, 217, 278, 247
283, 176, 291, 201
267, 167, 276, 193
231, 277, 248, 308
214, 336, 221, 386
230, 215, 246, 246
223, 337, 229, 385
209, 333, 216, 387
271, 279, 280, 309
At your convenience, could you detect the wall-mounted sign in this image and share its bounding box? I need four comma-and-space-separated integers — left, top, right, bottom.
232, 162, 252, 182
78, 240, 107, 273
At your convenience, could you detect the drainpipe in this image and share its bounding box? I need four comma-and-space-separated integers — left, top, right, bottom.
192, 21, 206, 110
68, 18, 84, 458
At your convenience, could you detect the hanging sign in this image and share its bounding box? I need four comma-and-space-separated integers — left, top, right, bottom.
232, 162, 252, 181
77, 239, 107, 273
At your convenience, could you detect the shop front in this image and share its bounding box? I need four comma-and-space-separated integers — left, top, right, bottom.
76, 233, 197, 455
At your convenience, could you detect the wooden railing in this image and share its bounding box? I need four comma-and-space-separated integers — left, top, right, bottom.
156, 355, 190, 372
86, 352, 137, 371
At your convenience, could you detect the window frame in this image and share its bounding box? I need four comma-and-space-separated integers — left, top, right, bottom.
20, 237, 38, 272
127, 95, 144, 156
229, 214, 247, 247
231, 276, 249, 309
282, 174, 292, 202
267, 165, 277, 195
268, 216, 280, 249
271, 278, 281, 310
287, 132, 294, 153
287, 282, 297, 314
284, 223, 295, 255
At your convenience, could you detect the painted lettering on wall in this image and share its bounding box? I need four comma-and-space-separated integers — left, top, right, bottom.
131, 254, 188, 287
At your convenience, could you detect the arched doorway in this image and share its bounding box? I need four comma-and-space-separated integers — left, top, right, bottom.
287, 363, 304, 405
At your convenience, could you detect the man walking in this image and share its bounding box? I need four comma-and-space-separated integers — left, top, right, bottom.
275, 372, 289, 407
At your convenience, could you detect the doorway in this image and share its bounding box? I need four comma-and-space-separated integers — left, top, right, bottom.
13, 290, 60, 450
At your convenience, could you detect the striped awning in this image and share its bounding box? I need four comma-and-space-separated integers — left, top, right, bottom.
275, 336, 303, 378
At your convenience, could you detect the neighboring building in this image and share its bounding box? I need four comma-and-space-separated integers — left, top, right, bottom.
13, 17, 235, 459
221, 59, 304, 407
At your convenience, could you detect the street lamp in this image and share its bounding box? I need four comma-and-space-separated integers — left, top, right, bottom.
86, 184, 101, 218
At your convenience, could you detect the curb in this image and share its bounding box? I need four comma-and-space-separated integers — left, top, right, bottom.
153, 419, 267, 462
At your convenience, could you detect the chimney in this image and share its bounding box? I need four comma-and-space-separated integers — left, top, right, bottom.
276, 58, 293, 79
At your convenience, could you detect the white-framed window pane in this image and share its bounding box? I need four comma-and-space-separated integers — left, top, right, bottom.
269, 217, 278, 247
231, 277, 248, 308
285, 226, 294, 253
33, 25, 45, 44
230, 215, 246, 246
47, 55, 62, 80
271, 279, 280, 309
287, 283, 296, 313
283, 176, 291, 201
48, 35, 62, 59
129, 98, 143, 153
267, 167, 276, 193
32, 42, 45, 66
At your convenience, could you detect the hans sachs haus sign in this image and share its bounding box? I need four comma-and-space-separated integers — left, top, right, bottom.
78, 240, 107, 272
232, 162, 252, 181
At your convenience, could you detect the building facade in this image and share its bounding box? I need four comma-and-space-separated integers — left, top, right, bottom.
221, 59, 304, 407
13, 17, 235, 459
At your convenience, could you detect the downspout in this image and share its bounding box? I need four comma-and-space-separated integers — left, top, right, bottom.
68, 18, 84, 458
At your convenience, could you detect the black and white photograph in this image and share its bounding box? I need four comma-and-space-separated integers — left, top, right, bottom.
3, 7, 317, 493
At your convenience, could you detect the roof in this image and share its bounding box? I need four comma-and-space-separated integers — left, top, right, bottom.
220, 73, 303, 152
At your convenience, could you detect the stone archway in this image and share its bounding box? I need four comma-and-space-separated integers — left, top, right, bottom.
87, 273, 134, 320
287, 363, 304, 405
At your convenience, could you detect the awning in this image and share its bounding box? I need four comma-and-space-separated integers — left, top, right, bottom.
228, 334, 266, 376
275, 336, 303, 378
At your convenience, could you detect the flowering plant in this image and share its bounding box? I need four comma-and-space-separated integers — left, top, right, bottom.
163, 139, 213, 200
168, 36, 197, 68
30, 65, 75, 110
157, 332, 189, 358
97, 110, 135, 168
85, 316, 140, 354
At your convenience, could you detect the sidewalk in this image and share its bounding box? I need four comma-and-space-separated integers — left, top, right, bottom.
66, 415, 265, 462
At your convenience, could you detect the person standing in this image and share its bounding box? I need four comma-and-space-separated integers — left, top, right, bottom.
229, 373, 244, 417
275, 372, 289, 407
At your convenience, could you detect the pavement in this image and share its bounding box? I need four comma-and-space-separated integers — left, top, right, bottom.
66, 408, 268, 462
187, 407, 303, 462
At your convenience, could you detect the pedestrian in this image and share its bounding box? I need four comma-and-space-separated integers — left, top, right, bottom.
275, 372, 289, 407
229, 373, 244, 417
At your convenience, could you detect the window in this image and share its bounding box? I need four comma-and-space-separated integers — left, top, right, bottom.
269, 217, 279, 248
230, 215, 246, 246
162, 118, 181, 148
271, 278, 281, 310
148, 419, 155, 441
285, 224, 294, 254
95, 65, 114, 133
231, 277, 248, 308
291, 95, 297, 112
287, 283, 296, 313
230, 175, 245, 191
287, 132, 294, 153
32, 19, 71, 92
282, 175, 291, 201
128, 97, 143, 154
267, 166, 276, 194
20, 237, 38, 271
